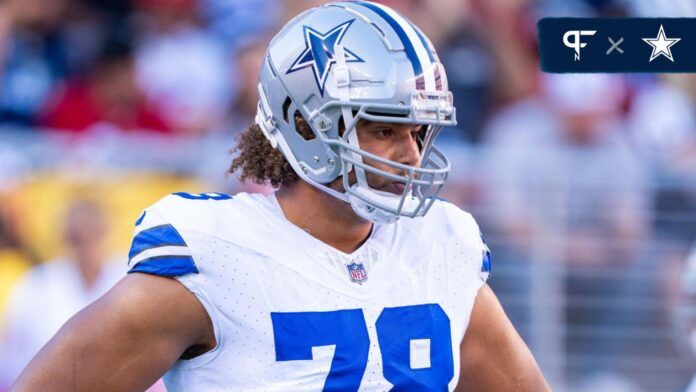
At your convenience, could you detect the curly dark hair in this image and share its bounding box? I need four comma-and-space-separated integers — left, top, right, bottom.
229, 112, 314, 188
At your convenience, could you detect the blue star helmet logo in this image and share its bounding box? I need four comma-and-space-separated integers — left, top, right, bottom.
286, 19, 364, 96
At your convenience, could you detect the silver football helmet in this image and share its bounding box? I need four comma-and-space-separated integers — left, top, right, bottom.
255, 1, 455, 224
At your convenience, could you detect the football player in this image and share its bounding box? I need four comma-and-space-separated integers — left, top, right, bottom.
13, 2, 549, 391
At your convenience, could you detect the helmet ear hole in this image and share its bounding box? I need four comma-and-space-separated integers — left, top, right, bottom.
293, 111, 316, 141
282, 97, 292, 123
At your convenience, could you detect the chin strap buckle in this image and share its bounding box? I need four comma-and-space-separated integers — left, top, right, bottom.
334, 65, 350, 89
334, 44, 351, 89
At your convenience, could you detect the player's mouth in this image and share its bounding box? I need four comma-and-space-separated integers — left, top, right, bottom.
383, 182, 407, 195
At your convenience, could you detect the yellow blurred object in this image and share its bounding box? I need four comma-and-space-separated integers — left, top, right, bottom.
0, 250, 30, 319
10, 172, 207, 261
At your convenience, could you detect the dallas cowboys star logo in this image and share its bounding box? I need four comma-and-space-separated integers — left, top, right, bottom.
642, 24, 681, 63
286, 19, 363, 96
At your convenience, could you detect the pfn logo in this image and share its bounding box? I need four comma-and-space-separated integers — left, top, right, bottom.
563, 30, 596, 61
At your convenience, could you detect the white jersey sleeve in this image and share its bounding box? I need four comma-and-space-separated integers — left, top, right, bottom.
126, 192, 232, 367
127, 200, 199, 277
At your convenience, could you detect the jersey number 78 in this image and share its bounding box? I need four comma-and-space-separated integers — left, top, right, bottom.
271, 303, 453, 391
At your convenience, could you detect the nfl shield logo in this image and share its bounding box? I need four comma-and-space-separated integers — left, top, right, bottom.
346, 262, 368, 284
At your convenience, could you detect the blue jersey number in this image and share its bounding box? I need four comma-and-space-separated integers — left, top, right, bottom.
271, 309, 369, 391
271, 304, 453, 391
376, 305, 453, 391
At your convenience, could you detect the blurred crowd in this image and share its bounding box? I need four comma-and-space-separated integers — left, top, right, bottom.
1, 0, 696, 391
0, 0, 268, 135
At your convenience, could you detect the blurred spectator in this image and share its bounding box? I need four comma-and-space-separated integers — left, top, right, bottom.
224, 37, 269, 134
483, 73, 652, 388
628, 75, 696, 243
0, 0, 71, 126
133, 0, 235, 135
626, 0, 696, 17
0, 141, 29, 190
629, 75, 696, 174
378, 0, 490, 142
485, 73, 648, 265
436, 23, 494, 143
0, 195, 34, 327
39, 35, 171, 134
82, 0, 133, 22
381, 0, 540, 142
279, 0, 329, 26
201, 0, 279, 51
59, 1, 133, 76
470, 0, 539, 109
0, 200, 124, 389
678, 243, 696, 391
377, 0, 467, 48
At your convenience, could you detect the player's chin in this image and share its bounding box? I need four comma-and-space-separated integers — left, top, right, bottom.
376, 182, 407, 196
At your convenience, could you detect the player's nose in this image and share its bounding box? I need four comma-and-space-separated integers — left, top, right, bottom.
395, 130, 421, 168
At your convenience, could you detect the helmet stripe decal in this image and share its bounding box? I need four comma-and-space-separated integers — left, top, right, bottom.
409, 22, 435, 63
355, 1, 435, 91
409, 22, 443, 90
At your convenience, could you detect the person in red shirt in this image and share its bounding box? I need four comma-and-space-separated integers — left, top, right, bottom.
40, 38, 171, 134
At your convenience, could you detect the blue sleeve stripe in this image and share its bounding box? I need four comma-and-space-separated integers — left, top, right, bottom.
134, 211, 146, 227
482, 251, 492, 274
128, 224, 187, 260
481, 234, 492, 274
128, 256, 199, 277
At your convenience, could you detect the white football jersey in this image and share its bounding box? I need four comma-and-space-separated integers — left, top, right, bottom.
127, 192, 490, 391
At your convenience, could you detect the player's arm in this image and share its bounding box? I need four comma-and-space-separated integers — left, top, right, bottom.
456, 284, 550, 392
11, 273, 215, 392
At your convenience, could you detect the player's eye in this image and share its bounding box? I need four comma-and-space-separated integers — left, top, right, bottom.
374, 128, 393, 138
412, 125, 427, 139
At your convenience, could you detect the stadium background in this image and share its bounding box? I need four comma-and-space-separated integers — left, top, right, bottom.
0, 0, 695, 390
